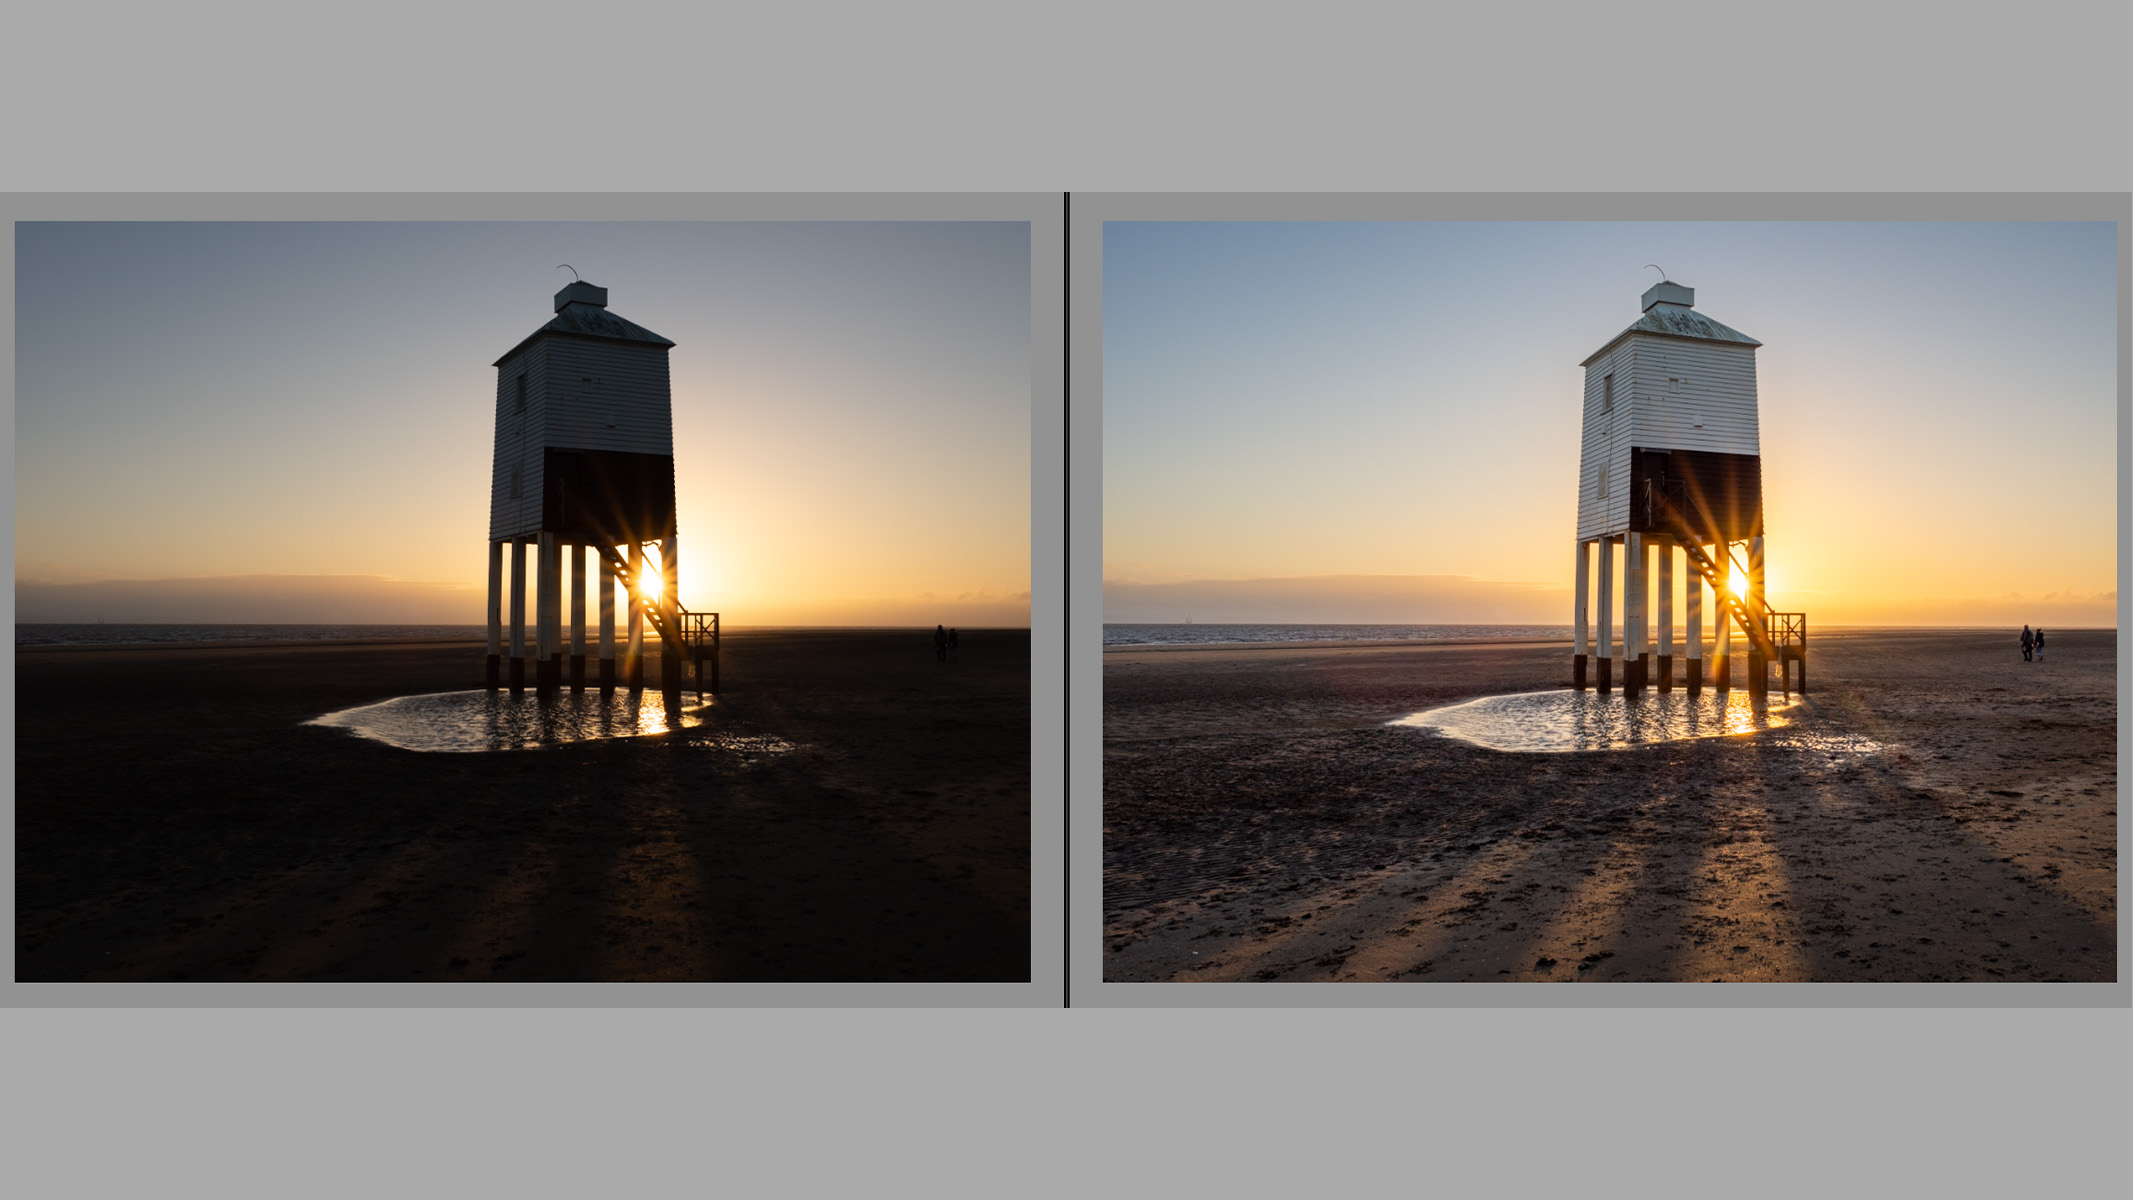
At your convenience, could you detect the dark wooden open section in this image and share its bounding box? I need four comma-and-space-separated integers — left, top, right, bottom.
1630, 446, 1763, 542
542, 446, 677, 546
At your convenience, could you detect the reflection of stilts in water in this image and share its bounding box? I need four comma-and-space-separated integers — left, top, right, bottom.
1720, 690, 1748, 736
1569, 690, 1604, 746
484, 690, 507, 749
1619, 691, 1647, 748
506, 692, 536, 751
1715, 688, 1767, 737
1390, 677, 1826, 755
1575, 690, 1611, 751
1747, 692, 1772, 734
515, 693, 539, 750
313, 688, 746, 753
532, 688, 558, 746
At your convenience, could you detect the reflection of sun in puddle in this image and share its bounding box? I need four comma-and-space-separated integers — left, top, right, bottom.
1390, 690, 1881, 755
308, 689, 761, 754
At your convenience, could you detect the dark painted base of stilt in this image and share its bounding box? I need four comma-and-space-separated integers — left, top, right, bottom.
1597, 657, 1612, 693
1712, 656, 1730, 691
1748, 651, 1768, 697
1573, 654, 1588, 690
599, 657, 616, 693
1656, 654, 1673, 692
485, 654, 500, 691
628, 657, 644, 692
570, 654, 585, 692
1687, 658, 1703, 695
536, 656, 561, 696
509, 656, 525, 694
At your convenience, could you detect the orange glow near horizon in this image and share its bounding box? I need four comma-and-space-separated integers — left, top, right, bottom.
11, 222, 1033, 630
1096, 225, 2115, 629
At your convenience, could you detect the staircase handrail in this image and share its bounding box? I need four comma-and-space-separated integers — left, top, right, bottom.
592, 542, 718, 654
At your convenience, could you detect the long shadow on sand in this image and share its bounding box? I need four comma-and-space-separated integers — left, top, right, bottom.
16, 634, 1030, 984
1103, 640, 2115, 984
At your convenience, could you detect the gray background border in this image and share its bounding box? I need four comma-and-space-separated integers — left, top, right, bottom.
1, 7, 2125, 1192
3, 190, 1065, 1008
1071, 190, 2131, 1008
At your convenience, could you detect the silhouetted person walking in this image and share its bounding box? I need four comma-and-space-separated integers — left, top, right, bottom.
2021, 625, 2034, 662
948, 628, 959, 662
2034, 627, 2045, 662
934, 624, 948, 663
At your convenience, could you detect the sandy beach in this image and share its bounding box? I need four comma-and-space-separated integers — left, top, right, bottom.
16, 629, 1029, 983
1103, 629, 2116, 983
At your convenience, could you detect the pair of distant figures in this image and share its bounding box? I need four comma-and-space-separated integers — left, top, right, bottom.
2020, 625, 2047, 662
934, 625, 960, 663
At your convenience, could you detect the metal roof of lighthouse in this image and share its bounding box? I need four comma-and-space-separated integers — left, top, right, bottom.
1579, 279, 1761, 367
493, 279, 675, 367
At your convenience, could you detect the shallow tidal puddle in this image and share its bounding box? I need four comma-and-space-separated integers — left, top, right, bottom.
309, 688, 758, 754
1390, 689, 1881, 754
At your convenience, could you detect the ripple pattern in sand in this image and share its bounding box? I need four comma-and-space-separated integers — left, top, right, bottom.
1391, 689, 1880, 754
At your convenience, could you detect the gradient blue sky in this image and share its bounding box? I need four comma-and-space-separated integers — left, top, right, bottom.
1102, 220, 2118, 626
16, 222, 1031, 625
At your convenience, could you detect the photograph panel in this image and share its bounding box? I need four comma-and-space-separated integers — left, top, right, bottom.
1077, 194, 2125, 1002
9, 195, 1062, 1005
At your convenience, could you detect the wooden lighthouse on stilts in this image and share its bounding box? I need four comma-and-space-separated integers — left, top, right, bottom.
485, 278, 719, 704
1571, 277, 1805, 699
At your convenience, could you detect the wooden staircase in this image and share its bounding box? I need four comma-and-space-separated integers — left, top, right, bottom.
1651, 487, 1807, 692
594, 542, 720, 695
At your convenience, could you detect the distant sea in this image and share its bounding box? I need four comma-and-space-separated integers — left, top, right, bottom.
1103, 623, 1574, 647
16, 623, 484, 647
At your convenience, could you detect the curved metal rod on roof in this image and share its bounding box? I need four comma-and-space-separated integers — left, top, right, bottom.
1644, 263, 1668, 282
557, 264, 580, 282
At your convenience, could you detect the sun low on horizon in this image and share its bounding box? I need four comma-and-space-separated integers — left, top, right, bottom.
14, 221, 1034, 628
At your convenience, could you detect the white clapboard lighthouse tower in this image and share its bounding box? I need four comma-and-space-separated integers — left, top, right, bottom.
1571, 276, 1804, 698
485, 277, 717, 700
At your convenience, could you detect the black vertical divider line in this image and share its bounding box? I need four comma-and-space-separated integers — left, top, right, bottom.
1062, 191, 1072, 1007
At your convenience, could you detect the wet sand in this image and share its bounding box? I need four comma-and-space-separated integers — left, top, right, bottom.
16, 630, 1029, 983
1103, 629, 2116, 983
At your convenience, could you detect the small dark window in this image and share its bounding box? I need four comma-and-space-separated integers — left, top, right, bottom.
1602, 373, 1614, 412
515, 375, 527, 413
